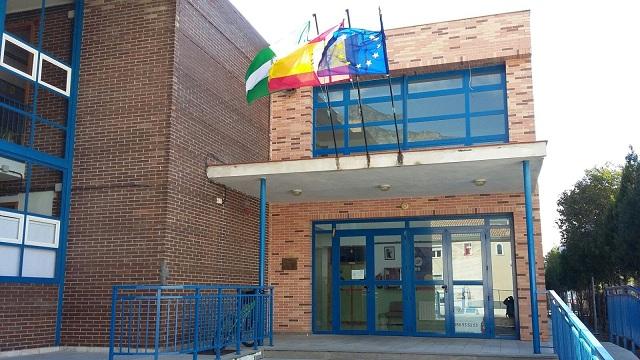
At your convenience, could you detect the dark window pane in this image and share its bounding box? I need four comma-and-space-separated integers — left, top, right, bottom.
471, 72, 501, 87
317, 89, 343, 103
2, 40, 36, 77
315, 128, 344, 150
470, 114, 506, 137
409, 75, 462, 93
315, 107, 345, 126
407, 118, 465, 142
28, 164, 62, 218
348, 101, 402, 124
350, 83, 400, 99
407, 94, 465, 118
469, 90, 504, 113
0, 155, 26, 211
314, 232, 332, 331
349, 124, 403, 147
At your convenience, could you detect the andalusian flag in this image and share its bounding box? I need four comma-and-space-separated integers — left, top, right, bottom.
268, 22, 343, 92
245, 22, 311, 104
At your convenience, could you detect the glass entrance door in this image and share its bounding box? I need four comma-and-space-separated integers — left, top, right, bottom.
338, 235, 368, 331
412, 232, 447, 334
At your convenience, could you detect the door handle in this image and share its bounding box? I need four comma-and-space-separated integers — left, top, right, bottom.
441, 285, 448, 293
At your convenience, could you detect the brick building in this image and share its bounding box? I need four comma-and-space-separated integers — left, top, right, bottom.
0, 0, 546, 354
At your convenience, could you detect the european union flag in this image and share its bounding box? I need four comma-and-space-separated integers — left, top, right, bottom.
318, 28, 389, 77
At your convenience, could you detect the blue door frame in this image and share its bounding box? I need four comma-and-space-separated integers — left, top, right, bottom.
313, 215, 518, 339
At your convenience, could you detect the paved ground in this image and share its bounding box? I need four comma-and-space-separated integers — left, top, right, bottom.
602, 342, 637, 360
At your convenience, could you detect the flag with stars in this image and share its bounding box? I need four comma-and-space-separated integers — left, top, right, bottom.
318, 27, 389, 77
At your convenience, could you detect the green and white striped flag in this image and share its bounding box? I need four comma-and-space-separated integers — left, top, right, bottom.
245, 47, 276, 104
245, 21, 311, 104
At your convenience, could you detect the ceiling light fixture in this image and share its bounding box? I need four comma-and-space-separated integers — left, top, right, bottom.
473, 178, 487, 187
377, 184, 392, 191
290, 189, 303, 196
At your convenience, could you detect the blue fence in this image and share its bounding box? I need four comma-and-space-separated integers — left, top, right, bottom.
548, 290, 614, 360
606, 286, 640, 354
108, 285, 274, 360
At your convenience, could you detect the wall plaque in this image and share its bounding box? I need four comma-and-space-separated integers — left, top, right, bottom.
281, 257, 297, 270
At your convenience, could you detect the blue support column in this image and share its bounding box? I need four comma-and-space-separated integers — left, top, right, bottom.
523, 160, 541, 354
259, 177, 267, 286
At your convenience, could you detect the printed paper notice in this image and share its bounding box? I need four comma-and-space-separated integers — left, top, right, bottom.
352, 269, 365, 280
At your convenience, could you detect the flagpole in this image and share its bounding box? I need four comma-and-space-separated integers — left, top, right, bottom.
345, 10, 372, 168
379, 7, 403, 165
313, 13, 341, 169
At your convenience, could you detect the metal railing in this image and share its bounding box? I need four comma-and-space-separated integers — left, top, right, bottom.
606, 286, 640, 354
0, 93, 29, 145
108, 285, 274, 360
548, 290, 614, 360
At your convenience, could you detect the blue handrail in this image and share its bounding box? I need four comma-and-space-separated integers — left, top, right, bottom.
548, 290, 614, 360
606, 285, 640, 354
108, 284, 274, 360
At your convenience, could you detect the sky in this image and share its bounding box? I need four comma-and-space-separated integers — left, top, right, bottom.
229, 0, 640, 253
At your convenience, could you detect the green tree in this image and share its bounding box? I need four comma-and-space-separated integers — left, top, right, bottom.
544, 246, 566, 295
556, 165, 621, 289
614, 147, 640, 281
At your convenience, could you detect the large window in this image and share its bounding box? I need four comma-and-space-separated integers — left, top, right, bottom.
313, 65, 508, 156
0, 155, 62, 280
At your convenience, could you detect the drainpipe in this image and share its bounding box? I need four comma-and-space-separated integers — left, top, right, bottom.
259, 177, 267, 287
523, 160, 541, 354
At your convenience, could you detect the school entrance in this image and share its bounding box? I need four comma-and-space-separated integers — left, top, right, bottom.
312, 215, 518, 338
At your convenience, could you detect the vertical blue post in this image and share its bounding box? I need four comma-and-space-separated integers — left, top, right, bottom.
154, 288, 162, 360
523, 160, 541, 354
108, 287, 118, 360
259, 177, 267, 286
193, 288, 201, 360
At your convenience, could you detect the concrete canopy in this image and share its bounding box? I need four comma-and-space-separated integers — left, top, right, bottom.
206, 141, 546, 203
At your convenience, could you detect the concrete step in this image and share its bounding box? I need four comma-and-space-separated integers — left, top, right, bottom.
263, 349, 557, 360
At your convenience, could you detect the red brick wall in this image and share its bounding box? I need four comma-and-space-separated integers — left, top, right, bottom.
61, 0, 177, 347
164, 0, 269, 284
0, 285, 57, 351
268, 193, 548, 341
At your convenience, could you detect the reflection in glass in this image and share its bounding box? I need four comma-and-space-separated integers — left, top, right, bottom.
340, 285, 367, 330
470, 114, 506, 137
407, 94, 465, 118
314, 233, 332, 330
415, 286, 445, 333
490, 227, 517, 337
0, 156, 26, 211
453, 285, 485, 334
336, 221, 404, 230
339, 236, 366, 280
409, 75, 463, 93
407, 118, 465, 142
469, 90, 504, 112
349, 124, 403, 146
376, 285, 403, 331
450, 233, 483, 281
349, 83, 401, 99
348, 102, 403, 123
471, 72, 501, 87
28, 164, 61, 217
374, 235, 401, 281
414, 234, 443, 281
315, 107, 345, 126
315, 128, 344, 150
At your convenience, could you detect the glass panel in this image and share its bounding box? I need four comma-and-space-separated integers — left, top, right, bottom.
471, 72, 501, 87
336, 221, 404, 230
470, 114, 506, 137
453, 285, 486, 334
0, 212, 21, 242
317, 89, 343, 103
416, 285, 446, 333
348, 101, 403, 123
37, 89, 68, 127
314, 233, 332, 331
21, 247, 56, 278
407, 118, 465, 142
407, 94, 465, 118
340, 285, 367, 330
0, 71, 31, 146
5, 0, 42, 49
0, 155, 26, 211
450, 232, 483, 281
349, 124, 403, 147
414, 234, 443, 281
489, 217, 510, 226
408, 75, 463, 93
315, 128, 344, 150
469, 90, 504, 113
490, 228, 517, 337
0, 244, 20, 276
26, 217, 58, 247
374, 235, 401, 280
315, 107, 345, 126
375, 285, 403, 331
350, 83, 401, 99
41, 1, 75, 64
410, 218, 485, 228
314, 223, 332, 231
1, 39, 36, 77
28, 164, 61, 217
339, 236, 366, 280
33, 122, 65, 157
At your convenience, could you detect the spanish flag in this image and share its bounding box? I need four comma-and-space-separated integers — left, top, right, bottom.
268, 22, 343, 92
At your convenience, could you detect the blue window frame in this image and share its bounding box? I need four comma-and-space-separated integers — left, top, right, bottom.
312, 65, 509, 156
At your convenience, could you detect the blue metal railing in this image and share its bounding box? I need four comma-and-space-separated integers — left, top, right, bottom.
548, 290, 614, 360
606, 285, 640, 354
108, 285, 274, 360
